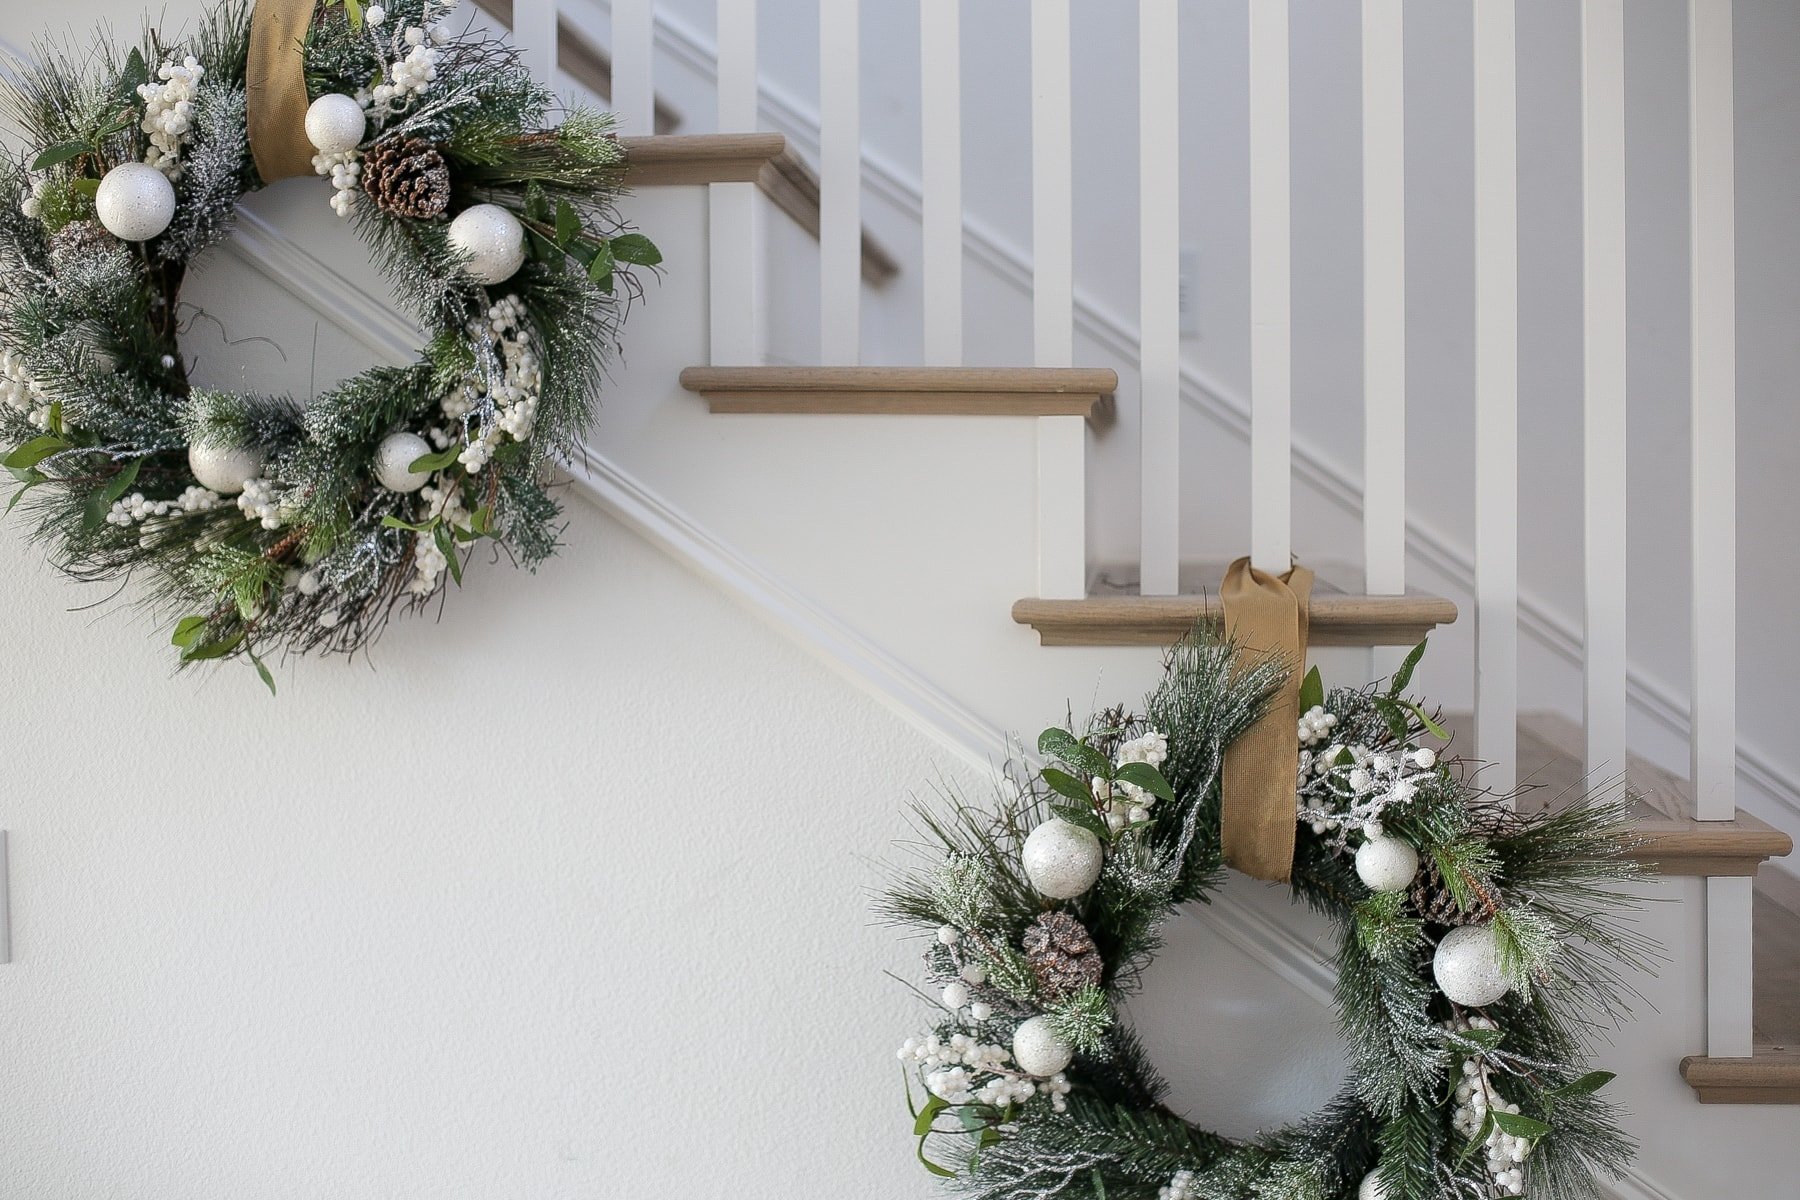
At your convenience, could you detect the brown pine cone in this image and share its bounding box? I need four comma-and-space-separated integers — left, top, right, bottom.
1411, 857, 1480, 927
362, 138, 451, 220
1022, 911, 1104, 1000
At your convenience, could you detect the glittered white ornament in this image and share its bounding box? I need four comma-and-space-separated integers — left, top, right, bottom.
1357, 1170, 1387, 1200
1011, 1015, 1074, 1077
448, 203, 526, 285
1432, 925, 1511, 1008
305, 93, 367, 155
373, 431, 433, 493
1355, 836, 1421, 894
187, 441, 265, 496
1021, 818, 1104, 899
95, 163, 176, 242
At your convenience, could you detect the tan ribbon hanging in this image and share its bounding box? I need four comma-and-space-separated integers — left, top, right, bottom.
1219, 556, 1314, 882
246, 0, 319, 184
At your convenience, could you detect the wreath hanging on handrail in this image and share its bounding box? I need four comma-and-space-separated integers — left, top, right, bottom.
883, 635, 1651, 1200
0, 0, 657, 684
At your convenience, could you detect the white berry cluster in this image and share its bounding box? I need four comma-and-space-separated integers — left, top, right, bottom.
1, 348, 51, 429
1297, 703, 1338, 747
1158, 1170, 1199, 1200
18, 177, 49, 221
1091, 729, 1169, 832
106, 485, 222, 530
1448, 1017, 1533, 1196
896, 1031, 1069, 1112
1297, 734, 1437, 847
442, 295, 541, 473
313, 147, 364, 219
137, 56, 204, 177
236, 478, 290, 530
405, 476, 473, 596
367, 9, 449, 121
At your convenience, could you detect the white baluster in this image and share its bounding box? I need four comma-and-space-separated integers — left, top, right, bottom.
921, 0, 962, 368
1582, 0, 1628, 786
1362, 0, 1405, 600
1033, 0, 1084, 600
511, 0, 558, 89
819, 0, 862, 365
1248, 0, 1289, 579
710, 0, 759, 365
1473, 0, 1517, 794
612, 0, 656, 137
1139, 0, 1180, 596
1690, 0, 1736, 824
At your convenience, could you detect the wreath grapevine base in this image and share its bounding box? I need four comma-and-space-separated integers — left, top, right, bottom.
883, 636, 1652, 1200
0, 0, 657, 683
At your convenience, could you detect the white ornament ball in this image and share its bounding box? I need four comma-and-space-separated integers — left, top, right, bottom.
448, 203, 527, 285
1011, 1015, 1074, 1077
373, 431, 434, 493
187, 441, 265, 496
1355, 836, 1421, 894
1021, 818, 1104, 899
95, 163, 176, 242
1357, 1170, 1387, 1200
305, 93, 367, 155
1432, 924, 1511, 1008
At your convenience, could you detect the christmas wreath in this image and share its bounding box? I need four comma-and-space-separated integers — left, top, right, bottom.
883, 636, 1651, 1200
0, 0, 658, 683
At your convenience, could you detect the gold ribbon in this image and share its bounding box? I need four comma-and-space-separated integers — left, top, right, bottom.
1219, 556, 1314, 882
246, 0, 318, 184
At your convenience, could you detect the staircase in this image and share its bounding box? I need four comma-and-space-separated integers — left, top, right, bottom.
469, 0, 1794, 1193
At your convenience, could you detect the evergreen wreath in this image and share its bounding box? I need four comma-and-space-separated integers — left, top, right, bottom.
0, 0, 659, 684
883, 636, 1653, 1200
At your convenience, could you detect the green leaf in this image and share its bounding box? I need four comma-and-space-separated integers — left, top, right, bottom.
2, 435, 69, 470
46, 401, 64, 437
1549, 1070, 1615, 1099
249, 650, 276, 696
31, 141, 89, 172
1491, 1110, 1552, 1141
1371, 696, 1412, 744
171, 615, 208, 647
80, 489, 111, 532
1035, 727, 1111, 777
1455, 1111, 1495, 1167
586, 239, 615, 290
3, 485, 32, 518
341, 0, 365, 33
1405, 701, 1449, 740
916, 1137, 955, 1178
554, 200, 580, 248
407, 445, 462, 474
1049, 804, 1109, 840
69, 177, 101, 198
1448, 1026, 1505, 1054
1298, 665, 1324, 713
435, 523, 463, 586
99, 457, 142, 505
912, 1094, 947, 1138
524, 182, 551, 225
1113, 761, 1175, 803
115, 48, 149, 103
470, 505, 494, 537
1041, 766, 1095, 805
182, 631, 244, 662
609, 232, 662, 266
1388, 639, 1428, 696
381, 514, 437, 533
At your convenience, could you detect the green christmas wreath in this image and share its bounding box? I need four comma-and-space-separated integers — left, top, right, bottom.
883, 637, 1651, 1200
0, 0, 657, 682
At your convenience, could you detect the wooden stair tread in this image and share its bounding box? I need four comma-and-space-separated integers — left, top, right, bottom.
1013, 566, 1455, 647
680, 366, 1118, 417
1435, 711, 1792, 876
618, 134, 787, 186
1679, 1048, 1800, 1104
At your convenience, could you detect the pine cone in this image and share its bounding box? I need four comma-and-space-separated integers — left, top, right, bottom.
1411, 857, 1480, 928
1022, 912, 1104, 1000
362, 138, 451, 219
49, 219, 115, 268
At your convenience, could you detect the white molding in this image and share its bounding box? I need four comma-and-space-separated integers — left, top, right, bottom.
574, 7, 1800, 836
